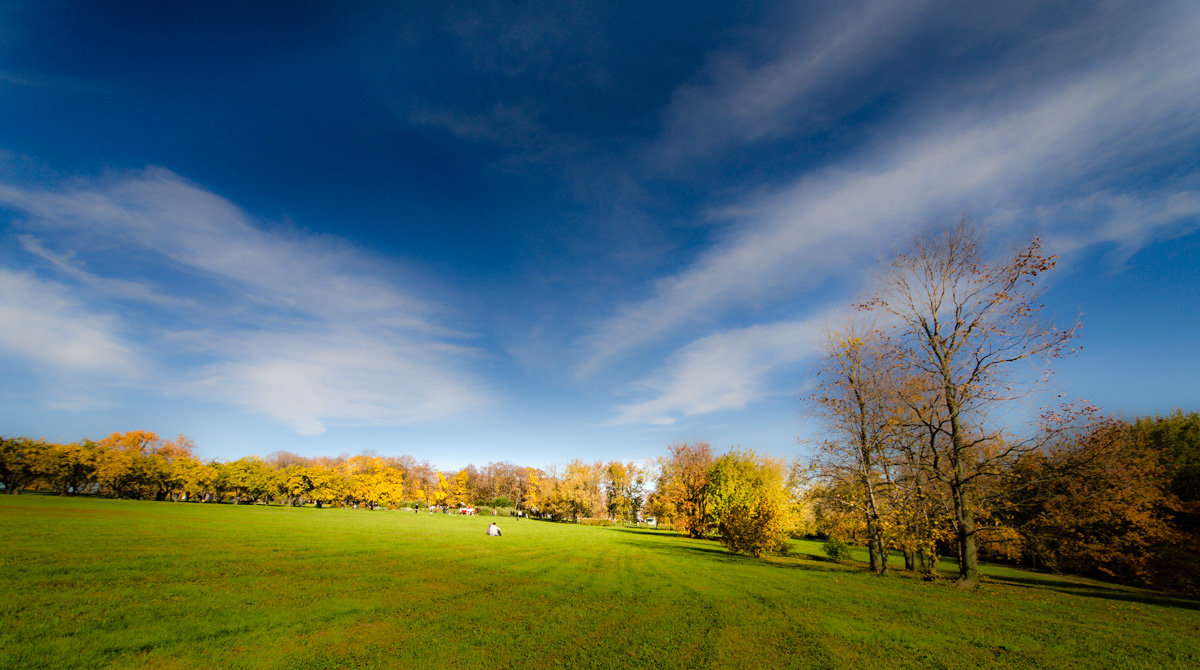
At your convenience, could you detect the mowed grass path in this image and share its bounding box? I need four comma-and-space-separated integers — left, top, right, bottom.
2, 495, 1198, 669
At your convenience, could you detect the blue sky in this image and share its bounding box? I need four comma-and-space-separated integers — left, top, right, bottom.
1, 1, 1198, 469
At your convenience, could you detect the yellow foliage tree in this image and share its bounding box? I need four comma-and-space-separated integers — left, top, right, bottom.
706, 448, 794, 557
95, 431, 160, 498
523, 467, 542, 512
433, 471, 450, 506
37, 440, 98, 495
448, 469, 471, 507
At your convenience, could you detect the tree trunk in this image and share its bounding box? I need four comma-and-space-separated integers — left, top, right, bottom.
944, 381, 979, 590
866, 514, 888, 575
951, 483, 979, 589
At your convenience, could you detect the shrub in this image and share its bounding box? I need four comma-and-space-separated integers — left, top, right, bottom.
707, 449, 793, 557
823, 538, 852, 562
719, 502, 789, 557
578, 518, 617, 526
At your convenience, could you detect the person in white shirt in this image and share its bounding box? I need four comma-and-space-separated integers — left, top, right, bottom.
487, 522, 501, 536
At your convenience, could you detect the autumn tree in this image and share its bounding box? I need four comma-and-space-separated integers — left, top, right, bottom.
143, 435, 197, 501
482, 462, 525, 510
404, 459, 437, 505
432, 471, 450, 507
0, 436, 48, 494
603, 461, 646, 525
220, 456, 275, 504
542, 460, 603, 521
887, 419, 954, 579
523, 466, 543, 513
785, 460, 819, 538
863, 220, 1075, 589
807, 479, 868, 542
995, 416, 1197, 593
94, 431, 162, 498
809, 325, 899, 574
266, 451, 308, 469
448, 469, 472, 507
1131, 410, 1200, 531
655, 442, 714, 538
177, 457, 220, 502
306, 463, 346, 507
29, 439, 97, 495
707, 448, 794, 557
343, 455, 404, 509
274, 464, 314, 506
364, 458, 406, 509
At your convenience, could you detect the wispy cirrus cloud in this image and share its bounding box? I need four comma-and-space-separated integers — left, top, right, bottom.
608, 316, 830, 426
188, 330, 487, 436
0, 268, 141, 377
651, 0, 931, 167
0, 168, 491, 434
583, 3, 1200, 382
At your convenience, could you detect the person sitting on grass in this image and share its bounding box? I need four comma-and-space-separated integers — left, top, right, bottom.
487, 522, 501, 537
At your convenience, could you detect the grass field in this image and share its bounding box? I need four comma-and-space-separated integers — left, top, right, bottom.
2, 494, 1198, 669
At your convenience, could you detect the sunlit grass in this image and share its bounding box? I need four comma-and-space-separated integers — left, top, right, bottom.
2, 494, 1197, 668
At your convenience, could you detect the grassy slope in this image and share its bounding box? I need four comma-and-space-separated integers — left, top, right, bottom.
1, 494, 1197, 669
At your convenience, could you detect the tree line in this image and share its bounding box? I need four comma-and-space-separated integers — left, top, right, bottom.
803, 220, 1199, 595
0, 430, 641, 517
0, 427, 806, 557
0, 430, 665, 527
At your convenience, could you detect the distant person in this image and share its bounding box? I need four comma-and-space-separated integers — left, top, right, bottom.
487, 522, 501, 537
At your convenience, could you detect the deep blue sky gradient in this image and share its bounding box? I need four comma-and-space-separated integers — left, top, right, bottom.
1, 1, 1197, 468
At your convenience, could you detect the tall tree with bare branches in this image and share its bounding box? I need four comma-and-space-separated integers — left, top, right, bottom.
863, 219, 1075, 589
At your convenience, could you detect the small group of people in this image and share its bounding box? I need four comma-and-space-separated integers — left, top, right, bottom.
487, 522, 502, 536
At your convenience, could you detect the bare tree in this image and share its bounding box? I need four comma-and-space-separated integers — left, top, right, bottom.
863, 219, 1075, 589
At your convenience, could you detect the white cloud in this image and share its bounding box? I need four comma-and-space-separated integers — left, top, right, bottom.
582, 4, 1200, 375
0, 269, 140, 376
608, 316, 829, 426
653, 1, 930, 166
188, 330, 489, 436
0, 169, 491, 433
16, 234, 192, 308
1033, 190, 1200, 264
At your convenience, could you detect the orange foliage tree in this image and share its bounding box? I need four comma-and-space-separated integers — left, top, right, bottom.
655, 441, 714, 538
996, 416, 1196, 593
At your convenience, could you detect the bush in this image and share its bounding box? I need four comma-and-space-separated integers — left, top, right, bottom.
578, 518, 617, 526
707, 449, 793, 557
718, 503, 789, 557
823, 538, 852, 562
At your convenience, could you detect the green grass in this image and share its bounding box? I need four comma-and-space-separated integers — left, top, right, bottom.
2, 494, 1198, 669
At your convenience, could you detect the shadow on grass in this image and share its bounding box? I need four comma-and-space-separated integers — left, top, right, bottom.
985, 573, 1200, 611
606, 527, 674, 537
614, 526, 1200, 607
609, 532, 854, 574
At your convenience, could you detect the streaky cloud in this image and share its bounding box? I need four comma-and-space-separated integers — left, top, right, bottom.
0, 268, 141, 376
652, 0, 931, 167
607, 315, 831, 426
583, 4, 1200, 379
0, 169, 492, 434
